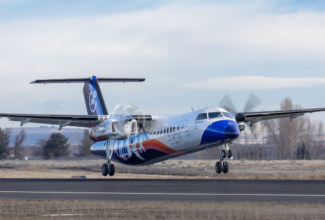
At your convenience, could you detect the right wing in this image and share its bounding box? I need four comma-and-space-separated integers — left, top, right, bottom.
243, 107, 325, 126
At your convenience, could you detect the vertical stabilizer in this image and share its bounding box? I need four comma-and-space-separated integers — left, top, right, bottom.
83, 76, 108, 115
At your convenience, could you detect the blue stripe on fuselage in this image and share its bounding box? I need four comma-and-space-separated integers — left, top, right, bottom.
200, 120, 239, 145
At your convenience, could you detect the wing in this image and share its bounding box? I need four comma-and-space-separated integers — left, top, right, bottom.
0, 113, 103, 130
244, 108, 325, 125
0, 113, 153, 130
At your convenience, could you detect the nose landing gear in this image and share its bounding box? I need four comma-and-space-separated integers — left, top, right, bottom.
216, 142, 232, 174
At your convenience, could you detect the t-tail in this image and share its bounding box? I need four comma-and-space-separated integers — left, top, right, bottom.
83, 76, 108, 115
30, 76, 145, 115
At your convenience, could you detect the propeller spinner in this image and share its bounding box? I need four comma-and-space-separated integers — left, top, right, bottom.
217, 92, 264, 140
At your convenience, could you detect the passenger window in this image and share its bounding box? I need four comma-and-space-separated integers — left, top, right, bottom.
196, 113, 207, 120
177, 126, 179, 130
173, 127, 175, 132
164, 129, 166, 133
222, 112, 233, 118
167, 128, 169, 133
208, 112, 222, 119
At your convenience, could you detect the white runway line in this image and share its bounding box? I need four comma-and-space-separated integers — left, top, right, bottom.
0, 191, 324, 197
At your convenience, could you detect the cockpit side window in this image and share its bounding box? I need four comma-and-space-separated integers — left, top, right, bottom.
208, 112, 222, 119
196, 113, 207, 121
222, 112, 233, 118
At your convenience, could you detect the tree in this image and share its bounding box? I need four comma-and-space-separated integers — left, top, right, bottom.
12, 129, 26, 159
295, 142, 310, 160
0, 128, 11, 159
36, 133, 70, 159
33, 137, 47, 157
262, 97, 325, 159
74, 129, 93, 157
262, 98, 305, 159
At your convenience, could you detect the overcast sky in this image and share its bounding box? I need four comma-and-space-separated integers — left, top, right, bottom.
1, 0, 325, 127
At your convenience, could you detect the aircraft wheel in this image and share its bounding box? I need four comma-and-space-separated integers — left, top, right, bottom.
215, 161, 222, 174
101, 164, 108, 176
227, 149, 232, 158
221, 149, 226, 159
108, 163, 115, 176
222, 161, 229, 173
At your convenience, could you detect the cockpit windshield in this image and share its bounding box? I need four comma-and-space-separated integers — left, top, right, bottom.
196, 113, 207, 121
208, 112, 223, 119
222, 112, 233, 118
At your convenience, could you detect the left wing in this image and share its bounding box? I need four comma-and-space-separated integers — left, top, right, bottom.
0, 113, 103, 130
243, 108, 325, 126
0, 113, 153, 130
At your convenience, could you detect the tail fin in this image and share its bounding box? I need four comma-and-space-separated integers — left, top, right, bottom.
83, 76, 108, 115
30, 76, 145, 116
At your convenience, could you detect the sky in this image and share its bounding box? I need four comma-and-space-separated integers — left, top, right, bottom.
1, 0, 325, 127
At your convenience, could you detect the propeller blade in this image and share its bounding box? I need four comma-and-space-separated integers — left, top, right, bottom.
243, 92, 262, 112
217, 94, 237, 112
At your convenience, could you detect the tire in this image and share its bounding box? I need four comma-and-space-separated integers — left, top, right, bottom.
101, 164, 108, 176
222, 161, 229, 174
227, 150, 232, 158
215, 162, 222, 174
221, 150, 226, 159
108, 163, 115, 176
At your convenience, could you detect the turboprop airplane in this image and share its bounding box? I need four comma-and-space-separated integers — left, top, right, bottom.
1, 76, 325, 176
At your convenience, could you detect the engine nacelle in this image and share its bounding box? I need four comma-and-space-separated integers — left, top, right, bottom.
89, 117, 137, 140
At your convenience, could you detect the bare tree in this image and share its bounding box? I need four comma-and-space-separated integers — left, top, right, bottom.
33, 137, 47, 157
74, 129, 93, 157
11, 129, 26, 159
262, 97, 325, 159
262, 98, 306, 159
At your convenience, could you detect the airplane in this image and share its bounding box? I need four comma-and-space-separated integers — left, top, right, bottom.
1, 75, 325, 176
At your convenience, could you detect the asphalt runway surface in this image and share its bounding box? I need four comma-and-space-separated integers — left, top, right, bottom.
0, 179, 325, 203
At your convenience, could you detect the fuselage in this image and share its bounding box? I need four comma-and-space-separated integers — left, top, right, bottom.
90, 106, 240, 166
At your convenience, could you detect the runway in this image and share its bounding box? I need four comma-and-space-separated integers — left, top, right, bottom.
0, 179, 325, 203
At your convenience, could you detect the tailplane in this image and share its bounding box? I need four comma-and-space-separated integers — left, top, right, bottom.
30, 76, 145, 116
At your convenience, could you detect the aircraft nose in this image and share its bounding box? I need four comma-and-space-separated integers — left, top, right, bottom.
200, 120, 240, 145
224, 124, 239, 140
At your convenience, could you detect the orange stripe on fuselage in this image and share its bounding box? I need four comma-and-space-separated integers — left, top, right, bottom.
142, 139, 185, 156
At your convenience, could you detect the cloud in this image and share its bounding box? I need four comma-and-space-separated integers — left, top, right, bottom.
182, 76, 325, 90
1, 1, 325, 126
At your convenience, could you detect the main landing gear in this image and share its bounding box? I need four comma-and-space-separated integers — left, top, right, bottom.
215, 142, 232, 174
102, 139, 116, 177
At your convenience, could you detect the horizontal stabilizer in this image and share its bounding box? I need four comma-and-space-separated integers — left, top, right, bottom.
30, 77, 145, 84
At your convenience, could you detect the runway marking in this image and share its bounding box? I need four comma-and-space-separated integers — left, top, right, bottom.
0, 191, 324, 197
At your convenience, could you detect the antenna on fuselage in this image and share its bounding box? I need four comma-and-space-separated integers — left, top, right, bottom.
191, 107, 194, 112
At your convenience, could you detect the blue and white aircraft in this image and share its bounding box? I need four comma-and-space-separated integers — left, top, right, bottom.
1, 76, 325, 176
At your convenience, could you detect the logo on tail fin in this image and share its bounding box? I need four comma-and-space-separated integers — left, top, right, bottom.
89, 91, 97, 113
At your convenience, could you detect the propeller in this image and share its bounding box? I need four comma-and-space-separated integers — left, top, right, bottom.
217, 92, 265, 140
110, 102, 147, 138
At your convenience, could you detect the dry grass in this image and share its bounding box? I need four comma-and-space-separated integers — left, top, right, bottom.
1, 159, 325, 179
0, 199, 324, 220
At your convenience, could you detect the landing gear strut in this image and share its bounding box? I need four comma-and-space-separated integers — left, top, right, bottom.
215, 142, 231, 174
102, 139, 115, 177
